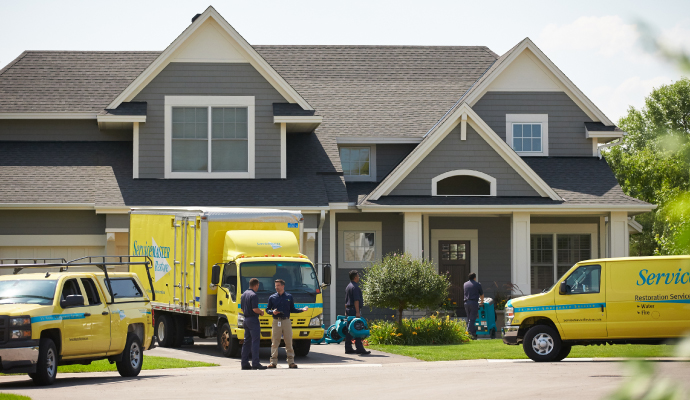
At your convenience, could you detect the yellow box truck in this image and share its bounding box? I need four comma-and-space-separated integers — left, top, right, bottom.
503, 256, 690, 362
129, 208, 329, 357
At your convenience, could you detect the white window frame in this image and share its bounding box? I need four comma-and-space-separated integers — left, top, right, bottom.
338, 221, 382, 269
431, 170, 497, 196
164, 96, 255, 179
506, 114, 549, 157
339, 145, 377, 182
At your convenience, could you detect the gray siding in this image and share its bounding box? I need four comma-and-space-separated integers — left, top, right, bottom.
376, 144, 417, 181
429, 216, 512, 298
106, 214, 129, 230
133, 63, 287, 179
473, 91, 594, 157
0, 211, 105, 235
0, 120, 131, 141
391, 124, 539, 196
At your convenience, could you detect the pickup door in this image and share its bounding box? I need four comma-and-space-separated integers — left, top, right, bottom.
80, 277, 112, 354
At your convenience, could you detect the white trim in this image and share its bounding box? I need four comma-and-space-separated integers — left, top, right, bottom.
430, 229, 478, 277
465, 38, 613, 126
133, 122, 140, 179
107, 6, 313, 111
336, 136, 423, 144
358, 204, 655, 213
505, 114, 549, 157
0, 203, 95, 210
403, 213, 422, 258
338, 221, 382, 269
367, 103, 561, 201
339, 145, 377, 182
585, 131, 625, 139
105, 228, 129, 233
96, 115, 146, 123
610, 211, 629, 257
628, 217, 643, 234
591, 137, 598, 157
431, 170, 497, 197
329, 211, 336, 325
164, 96, 255, 179
512, 212, 531, 295
0, 235, 106, 247
303, 228, 318, 233
273, 116, 323, 124
280, 122, 287, 179
460, 113, 467, 141
0, 113, 97, 120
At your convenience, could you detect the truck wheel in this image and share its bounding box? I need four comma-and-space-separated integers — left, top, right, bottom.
554, 343, 572, 362
116, 333, 143, 377
523, 325, 563, 362
156, 314, 176, 348
293, 339, 311, 357
30, 338, 58, 386
218, 322, 240, 358
172, 315, 186, 348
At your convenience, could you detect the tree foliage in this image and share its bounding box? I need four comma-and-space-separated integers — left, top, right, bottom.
604, 77, 690, 255
360, 253, 450, 324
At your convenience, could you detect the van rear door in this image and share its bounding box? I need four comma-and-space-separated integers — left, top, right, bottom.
555, 263, 607, 340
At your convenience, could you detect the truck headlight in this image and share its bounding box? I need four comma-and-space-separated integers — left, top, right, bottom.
10, 317, 31, 327
309, 314, 323, 327
11, 330, 32, 339
505, 306, 515, 325
237, 314, 245, 328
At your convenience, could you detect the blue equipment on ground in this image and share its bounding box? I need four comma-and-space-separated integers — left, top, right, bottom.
322, 315, 370, 344
474, 297, 497, 338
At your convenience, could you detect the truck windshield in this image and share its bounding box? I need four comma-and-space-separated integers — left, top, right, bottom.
0, 280, 57, 305
240, 261, 319, 302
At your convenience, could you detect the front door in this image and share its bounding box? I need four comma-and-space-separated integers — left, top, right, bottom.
438, 240, 470, 316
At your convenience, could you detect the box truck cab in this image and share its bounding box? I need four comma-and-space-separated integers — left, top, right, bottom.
503, 256, 690, 362
129, 208, 328, 357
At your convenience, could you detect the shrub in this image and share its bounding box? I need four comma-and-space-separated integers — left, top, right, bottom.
367, 315, 471, 345
361, 253, 450, 324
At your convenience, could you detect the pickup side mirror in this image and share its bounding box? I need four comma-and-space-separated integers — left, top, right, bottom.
211, 264, 221, 286
322, 264, 332, 286
559, 281, 568, 295
60, 294, 84, 309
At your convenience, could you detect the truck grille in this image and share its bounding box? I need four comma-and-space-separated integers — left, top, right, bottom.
0, 315, 8, 344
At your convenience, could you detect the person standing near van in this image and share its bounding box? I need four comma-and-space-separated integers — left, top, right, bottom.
344, 270, 371, 355
240, 278, 266, 370
463, 273, 484, 340
266, 279, 308, 369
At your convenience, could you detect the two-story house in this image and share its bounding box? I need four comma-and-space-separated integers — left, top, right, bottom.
0, 7, 652, 323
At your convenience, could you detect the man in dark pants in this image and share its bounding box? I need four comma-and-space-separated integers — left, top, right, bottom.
344, 270, 371, 355
240, 278, 266, 370
463, 272, 484, 340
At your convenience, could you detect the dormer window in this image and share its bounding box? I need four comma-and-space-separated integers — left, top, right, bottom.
431, 170, 497, 196
506, 114, 549, 156
339, 145, 377, 182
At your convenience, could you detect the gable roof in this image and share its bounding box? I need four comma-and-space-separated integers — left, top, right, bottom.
366, 102, 562, 201
106, 6, 313, 111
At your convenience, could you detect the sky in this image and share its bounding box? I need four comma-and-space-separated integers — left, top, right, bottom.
1, 0, 689, 123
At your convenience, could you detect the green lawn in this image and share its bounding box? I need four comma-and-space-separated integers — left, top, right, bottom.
0, 394, 31, 400
369, 339, 675, 361
0, 356, 217, 376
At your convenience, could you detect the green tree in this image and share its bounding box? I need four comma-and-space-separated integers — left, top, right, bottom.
604, 78, 690, 255
360, 253, 450, 325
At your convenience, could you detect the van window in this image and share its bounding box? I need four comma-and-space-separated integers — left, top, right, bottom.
110, 278, 143, 298
80, 278, 102, 305
563, 265, 601, 294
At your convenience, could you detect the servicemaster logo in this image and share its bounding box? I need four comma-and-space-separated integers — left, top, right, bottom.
257, 242, 282, 249
133, 238, 171, 282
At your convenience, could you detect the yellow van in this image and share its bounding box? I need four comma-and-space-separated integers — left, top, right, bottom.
502, 256, 690, 361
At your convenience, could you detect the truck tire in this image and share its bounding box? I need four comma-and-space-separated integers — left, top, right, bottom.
293, 339, 311, 357
116, 333, 143, 377
172, 315, 186, 348
218, 322, 240, 358
554, 343, 572, 362
523, 325, 563, 362
156, 314, 177, 348
30, 338, 58, 386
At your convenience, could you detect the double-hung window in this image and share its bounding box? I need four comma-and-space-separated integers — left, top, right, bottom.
506, 114, 548, 156
339, 146, 376, 182
165, 96, 255, 179
530, 233, 593, 293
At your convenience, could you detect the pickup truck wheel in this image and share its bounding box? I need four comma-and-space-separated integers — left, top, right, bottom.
156, 314, 176, 348
116, 333, 143, 377
218, 322, 240, 358
293, 339, 311, 357
554, 343, 572, 362
30, 338, 57, 386
523, 325, 562, 362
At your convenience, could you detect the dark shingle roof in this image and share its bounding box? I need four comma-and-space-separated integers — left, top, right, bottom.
584, 122, 624, 132
100, 102, 147, 116
273, 103, 315, 116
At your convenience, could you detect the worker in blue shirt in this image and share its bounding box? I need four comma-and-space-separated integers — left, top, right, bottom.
463, 272, 484, 340
266, 278, 308, 368
240, 278, 266, 370
344, 270, 370, 355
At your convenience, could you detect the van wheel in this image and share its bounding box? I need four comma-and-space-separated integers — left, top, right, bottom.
293, 339, 311, 357
218, 322, 240, 358
116, 333, 143, 377
523, 325, 562, 362
30, 338, 58, 386
554, 343, 572, 362
156, 314, 176, 348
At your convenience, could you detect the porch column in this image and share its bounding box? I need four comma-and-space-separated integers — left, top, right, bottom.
511, 212, 531, 295
404, 212, 423, 258
610, 211, 629, 257
329, 210, 337, 325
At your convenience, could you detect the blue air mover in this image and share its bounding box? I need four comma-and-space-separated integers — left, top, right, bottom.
323, 315, 370, 344
474, 297, 497, 338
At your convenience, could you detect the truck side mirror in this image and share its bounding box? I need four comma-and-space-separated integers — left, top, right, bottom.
559, 281, 567, 295
322, 264, 332, 286
211, 264, 221, 285
60, 294, 84, 309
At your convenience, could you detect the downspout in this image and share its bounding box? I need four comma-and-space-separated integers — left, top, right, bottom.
597, 137, 624, 159
317, 210, 325, 281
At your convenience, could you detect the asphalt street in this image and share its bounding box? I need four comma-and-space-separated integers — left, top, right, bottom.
1, 341, 688, 400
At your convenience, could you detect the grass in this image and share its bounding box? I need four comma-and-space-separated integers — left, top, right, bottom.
0, 356, 217, 376
369, 339, 676, 361
0, 394, 31, 400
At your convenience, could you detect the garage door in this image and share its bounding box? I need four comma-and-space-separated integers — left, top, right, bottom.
0, 246, 105, 275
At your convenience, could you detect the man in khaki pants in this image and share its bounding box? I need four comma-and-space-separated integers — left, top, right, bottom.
266, 279, 308, 368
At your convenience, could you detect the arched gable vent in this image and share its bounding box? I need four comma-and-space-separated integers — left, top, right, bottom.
431, 170, 497, 196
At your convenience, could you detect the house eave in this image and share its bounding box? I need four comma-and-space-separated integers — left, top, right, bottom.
0, 112, 97, 119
